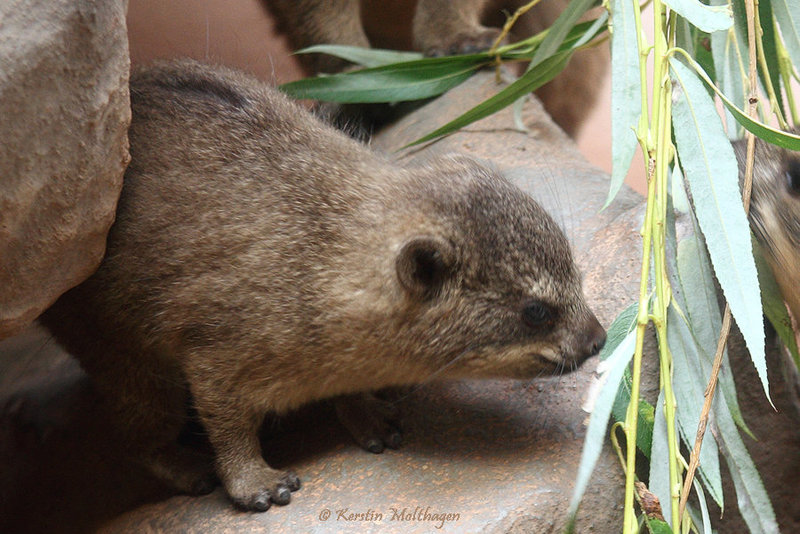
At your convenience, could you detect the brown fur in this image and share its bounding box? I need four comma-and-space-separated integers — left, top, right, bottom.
40, 60, 605, 511
265, 0, 609, 137
735, 135, 800, 322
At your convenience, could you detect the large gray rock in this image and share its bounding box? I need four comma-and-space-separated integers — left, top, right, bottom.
0, 0, 130, 339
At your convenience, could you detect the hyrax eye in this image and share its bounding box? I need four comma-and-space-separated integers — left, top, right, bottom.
785, 158, 800, 196
521, 301, 554, 329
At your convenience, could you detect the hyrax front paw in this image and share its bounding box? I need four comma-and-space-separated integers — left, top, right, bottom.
225, 465, 301, 512
334, 392, 402, 454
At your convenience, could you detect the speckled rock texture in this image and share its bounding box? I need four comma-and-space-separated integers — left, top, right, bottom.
0, 0, 130, 339
2, 70, 798, 533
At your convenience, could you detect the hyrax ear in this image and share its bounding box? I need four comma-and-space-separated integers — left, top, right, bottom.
395, 236, 455, 299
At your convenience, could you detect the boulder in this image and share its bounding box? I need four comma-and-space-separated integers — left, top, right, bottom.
0, 0, 130, 339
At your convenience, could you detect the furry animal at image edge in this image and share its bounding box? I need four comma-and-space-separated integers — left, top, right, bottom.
40, 60, 606, 511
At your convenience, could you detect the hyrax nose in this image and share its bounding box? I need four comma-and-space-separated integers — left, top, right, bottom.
576, 314, 606, 364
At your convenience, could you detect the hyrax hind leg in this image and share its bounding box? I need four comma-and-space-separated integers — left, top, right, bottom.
334, 392, 402, 454
82, 352, 217, 494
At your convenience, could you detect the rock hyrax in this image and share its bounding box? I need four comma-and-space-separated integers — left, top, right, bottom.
735, 135, 800, 322
41, 59, 606, 511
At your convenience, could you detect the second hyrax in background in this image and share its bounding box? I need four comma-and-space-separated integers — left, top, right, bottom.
266, 0, 608, 137
42, 60, 606, 511
736, 135, 800, 323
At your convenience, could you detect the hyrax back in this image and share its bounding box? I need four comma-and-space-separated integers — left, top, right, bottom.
41, 59, 605, 511
735, 136, 800, 322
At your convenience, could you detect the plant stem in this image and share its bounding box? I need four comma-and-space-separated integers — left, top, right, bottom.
753, 2, 788, 128
624, 0, 661, 529
489, 0, 543, 53
677, 0, 760, 520
626, 0, 682, 531
652, 5, 680, 532
776, 36, 799, 124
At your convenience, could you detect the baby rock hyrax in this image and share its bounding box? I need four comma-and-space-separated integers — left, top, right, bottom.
41, 60, 607, 511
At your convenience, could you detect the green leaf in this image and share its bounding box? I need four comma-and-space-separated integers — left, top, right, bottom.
605, 0, 641, 209
567, 306, 639, 519
715, 391, 779, 533
295, 45, 423, 68
669, 57, 769, 403
531, 0, 597, 66
754, 239, 800, 369
646, 518, 673, 534
284, 15, 608, 108
674, 230, 752, 437
405, 50, 574, 147
600, 302, 639, 363
611, 391, 654, 457
710, 0, 747, 138
279, 58, 484, 103
648, 389, 672, 526
670, 161, 690, 214
676, 15, 697, 57
602, 304, 654, 457
757, 0, 786, 117
773, 0, 800, 74
667, 304, 724, 507
662, 0, 733, 32
690, 478, 713, 534
671, 52, 800, 150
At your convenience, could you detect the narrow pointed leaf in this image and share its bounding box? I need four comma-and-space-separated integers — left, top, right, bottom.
670, 161, 690, 214
715, 393, 779, 533
674, 232, 751, 437
691, 478, 713, 534
757, 1, 786, 117
669, 58, 769, 402
663, 0, 732, 32
667, 304, 724, 507
710, 0, 746, 138
601, 305, 653, 457
295, 45, 422, 68
672, 53, 800, 150
773, 0, 800, 73
280, 58, 484, 103
531, 0, 597, 65
605, 0, 641, 209
755, 240, 800, 368
676, 15, 696, 57
568, 308, 638, 519
405, 50, 573, 147
648, 389, 673, 526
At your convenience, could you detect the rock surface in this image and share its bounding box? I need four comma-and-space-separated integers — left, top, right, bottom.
0, 0, 130, 339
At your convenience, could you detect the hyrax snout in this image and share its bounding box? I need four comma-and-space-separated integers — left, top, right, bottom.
41, 59, 605, 511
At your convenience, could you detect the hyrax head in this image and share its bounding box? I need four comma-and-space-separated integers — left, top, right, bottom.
735, 135, 800, 321
383, 156, 606, 381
